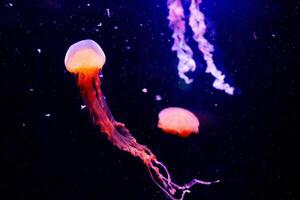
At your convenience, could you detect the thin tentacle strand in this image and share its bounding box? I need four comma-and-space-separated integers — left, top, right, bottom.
76, 73, 219, 199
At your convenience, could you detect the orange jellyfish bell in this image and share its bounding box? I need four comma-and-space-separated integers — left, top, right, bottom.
65, 39, 106, 75
158, 107, 200, 137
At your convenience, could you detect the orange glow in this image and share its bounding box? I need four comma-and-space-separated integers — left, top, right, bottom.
65, 39, 105, 74
158, 107, 199, 137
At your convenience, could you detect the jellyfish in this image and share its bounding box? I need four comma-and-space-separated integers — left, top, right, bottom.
167, 0, 234, 95
158, 107, 199, 137
64, 39, 218, 200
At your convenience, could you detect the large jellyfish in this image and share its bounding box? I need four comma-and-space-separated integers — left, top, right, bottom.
64, 39, 218, 200
167, 0, 234, 95
158, 107, 200, 137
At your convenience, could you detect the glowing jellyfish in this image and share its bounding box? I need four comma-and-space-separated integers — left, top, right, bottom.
167, 0, 234, 95
158, 107, 199, 137
65, 39, 218, 200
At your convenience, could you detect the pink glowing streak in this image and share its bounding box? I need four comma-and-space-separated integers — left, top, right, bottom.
167, 0, 196, 84
167, 0, 234, 95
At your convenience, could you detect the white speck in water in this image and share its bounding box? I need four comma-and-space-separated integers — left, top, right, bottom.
97, 22, 102, 27
81, 105, 86, 110
22, 123, 26, 127
114, 26, 119, 30
155, 95, 162, 101
37, 48, 41, 54
29, 88, 34, 92
45, 113, 51, 117
106, 8, 111, 17
9, 3, 13, 7
272, 33, 276, 38
142, 88, 148, 93
87, 3, 90, 7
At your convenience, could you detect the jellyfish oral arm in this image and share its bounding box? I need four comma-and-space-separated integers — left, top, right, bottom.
77, 73, 218, 200
76, 73, 115, 133
188, 0, 234, 95
167, 0, 235, 95
167, 0, 196, 84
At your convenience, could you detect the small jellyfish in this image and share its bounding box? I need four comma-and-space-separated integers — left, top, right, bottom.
65, 39, 218, 200
158, 107, 199, 137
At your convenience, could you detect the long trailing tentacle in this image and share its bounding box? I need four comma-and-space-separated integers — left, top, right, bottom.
147, 159, 219, 200
188, 0, 234, 95
167, 0, 196, 84
77, 72, 219, 200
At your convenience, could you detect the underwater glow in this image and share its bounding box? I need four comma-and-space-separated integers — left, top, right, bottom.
167, 0, 234, 95
158, 107, 199, 137
65, 39, 218, 200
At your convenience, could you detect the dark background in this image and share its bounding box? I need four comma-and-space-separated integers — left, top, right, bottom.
0, 0, 298, 199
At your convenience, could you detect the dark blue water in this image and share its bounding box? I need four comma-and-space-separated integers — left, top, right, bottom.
1, 0, 298, 200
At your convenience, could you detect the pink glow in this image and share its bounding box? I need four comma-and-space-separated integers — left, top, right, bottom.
167, 0, 234, 95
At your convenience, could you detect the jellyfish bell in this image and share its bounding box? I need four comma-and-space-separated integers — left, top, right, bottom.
64, 39, 106, 75
158, 107, 199, 137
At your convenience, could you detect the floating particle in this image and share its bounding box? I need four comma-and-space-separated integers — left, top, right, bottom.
81, 105, 86, 109
37, 48, 42, 54
106, 8, 111, 17
155, 95, 162, 101
45, 113, 51, 117
142, 88, 148, 93
253, 32, 257, 40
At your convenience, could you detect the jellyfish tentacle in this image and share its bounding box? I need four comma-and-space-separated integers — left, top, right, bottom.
83, 81, 217, 199
94, 76, 115, 122
147, 159, 218, 200
167, 0, 195, 84
188, 0, 234, 95
167, 0, 235, 95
